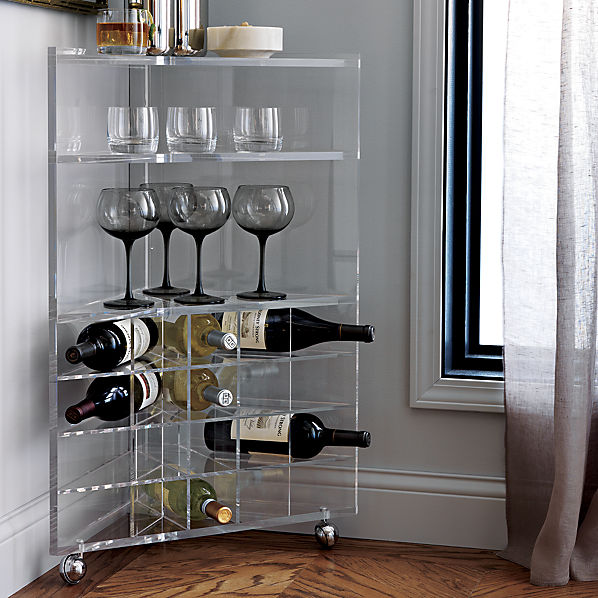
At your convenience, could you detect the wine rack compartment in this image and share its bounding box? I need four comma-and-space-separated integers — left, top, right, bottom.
49, 48, 362, 559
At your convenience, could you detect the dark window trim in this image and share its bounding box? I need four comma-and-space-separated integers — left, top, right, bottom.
443, 0, 503, 379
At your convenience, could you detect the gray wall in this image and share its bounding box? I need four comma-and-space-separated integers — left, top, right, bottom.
0, 1, 506, 594
210, 0, 507, 544
0, 3, 94, 595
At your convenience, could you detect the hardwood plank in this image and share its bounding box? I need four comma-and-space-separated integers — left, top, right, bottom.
165, 530, 506, 569
11, 531, 529, 598
10, 546, 145, 598
280, 555, 485, 598
472, 568, 598, 597
86, 552, 314, 597
246, 531, 510, 570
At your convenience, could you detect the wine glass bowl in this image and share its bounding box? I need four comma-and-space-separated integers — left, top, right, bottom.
232, 185, 294, 300
169, 186, 231, 305
97, 188, 159, 310
140, 182, 192, 298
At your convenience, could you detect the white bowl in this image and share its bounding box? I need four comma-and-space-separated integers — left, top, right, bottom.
207, 25, 283, 58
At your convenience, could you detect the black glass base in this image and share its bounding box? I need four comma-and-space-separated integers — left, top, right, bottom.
143, 286, 190, 298
174, 293, 225, 305
236, 290, 287, 301
104, 297, 154, 310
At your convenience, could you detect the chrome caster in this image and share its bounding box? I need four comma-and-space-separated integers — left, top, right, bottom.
315, 519, 339, 549
59, 553, 87, 585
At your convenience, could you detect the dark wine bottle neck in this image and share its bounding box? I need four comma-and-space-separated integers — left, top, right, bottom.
65, 399, 96, 424
328, 429, 371, 448
338, 324, 375, 343
65, 340, 98, 364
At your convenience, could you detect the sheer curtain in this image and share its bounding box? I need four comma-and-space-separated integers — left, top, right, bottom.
501, 0, 598, 586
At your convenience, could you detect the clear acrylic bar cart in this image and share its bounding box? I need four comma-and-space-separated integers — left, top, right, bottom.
48, 48, 361, 584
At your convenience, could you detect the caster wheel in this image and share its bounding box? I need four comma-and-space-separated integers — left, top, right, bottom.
59, 554, 87, 585
315, 520, 339, 549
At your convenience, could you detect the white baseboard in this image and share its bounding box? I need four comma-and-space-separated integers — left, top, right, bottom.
274, 467, 507, 550
0, 492, 58, 597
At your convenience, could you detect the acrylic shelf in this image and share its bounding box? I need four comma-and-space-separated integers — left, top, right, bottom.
58, 504, 358, 557
55, 293, 357, 325
55, 348, 352, 382
52, 49, 359, 69
57, 450, 355, 495
57, 398, 354, 438
51, 150, 353, 165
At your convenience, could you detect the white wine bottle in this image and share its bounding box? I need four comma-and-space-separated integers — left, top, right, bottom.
162, 368, 233, 411
145, 478, 232, 524
160, 314, 237, 358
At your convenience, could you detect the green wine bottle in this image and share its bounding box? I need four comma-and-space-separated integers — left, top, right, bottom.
146, 478, 232, 524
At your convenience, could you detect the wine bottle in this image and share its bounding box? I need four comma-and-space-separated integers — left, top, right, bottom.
162, 368, 234, 411
65, 317, 159, 372
204, 412, 371, 459
65, 364, 161, 424
145, 478, 232, 524
218, 309, 375, 352
161, 314, 237, 358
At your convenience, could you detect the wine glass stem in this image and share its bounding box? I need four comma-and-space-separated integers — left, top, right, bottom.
161, 229, 172, 288
193, 233, 206, 296
123, 239, 134, 300
257, 235, 268, 293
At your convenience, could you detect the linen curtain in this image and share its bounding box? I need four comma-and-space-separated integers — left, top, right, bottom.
501, 0, 598, 586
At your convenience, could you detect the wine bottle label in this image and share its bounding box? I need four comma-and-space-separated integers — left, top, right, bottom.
135, 367, 161, 410
231, 411, 290, 443
222, 310, 268, 350
113, 318, 152, 364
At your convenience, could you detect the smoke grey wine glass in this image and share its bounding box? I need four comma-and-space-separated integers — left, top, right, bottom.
140, 182, 192, 298
97, 188, 159, 310
169, 186, 231, 305
232, 185, 295, 301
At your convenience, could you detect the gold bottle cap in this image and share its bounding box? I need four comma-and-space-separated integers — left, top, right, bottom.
205, 500, 232, 524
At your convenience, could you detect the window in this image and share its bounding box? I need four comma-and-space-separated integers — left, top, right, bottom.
410, 0, 505, 412
443, 0, 505, 378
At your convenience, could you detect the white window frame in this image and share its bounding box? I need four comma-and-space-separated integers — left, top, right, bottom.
410, 0, 504, 413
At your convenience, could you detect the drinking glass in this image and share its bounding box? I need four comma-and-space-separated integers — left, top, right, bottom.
97, 9, 150, 55
166, 107, 217, 153
232, 185, 295, 300
56, 106, 82, 153
140, 182, 193, 298
107, 107, 159, 154
233, 107, 282, 152
97, 188, 159, 310
169, 186, 231, 305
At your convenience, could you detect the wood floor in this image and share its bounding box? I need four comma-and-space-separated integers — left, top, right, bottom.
11, 531, 598, 597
